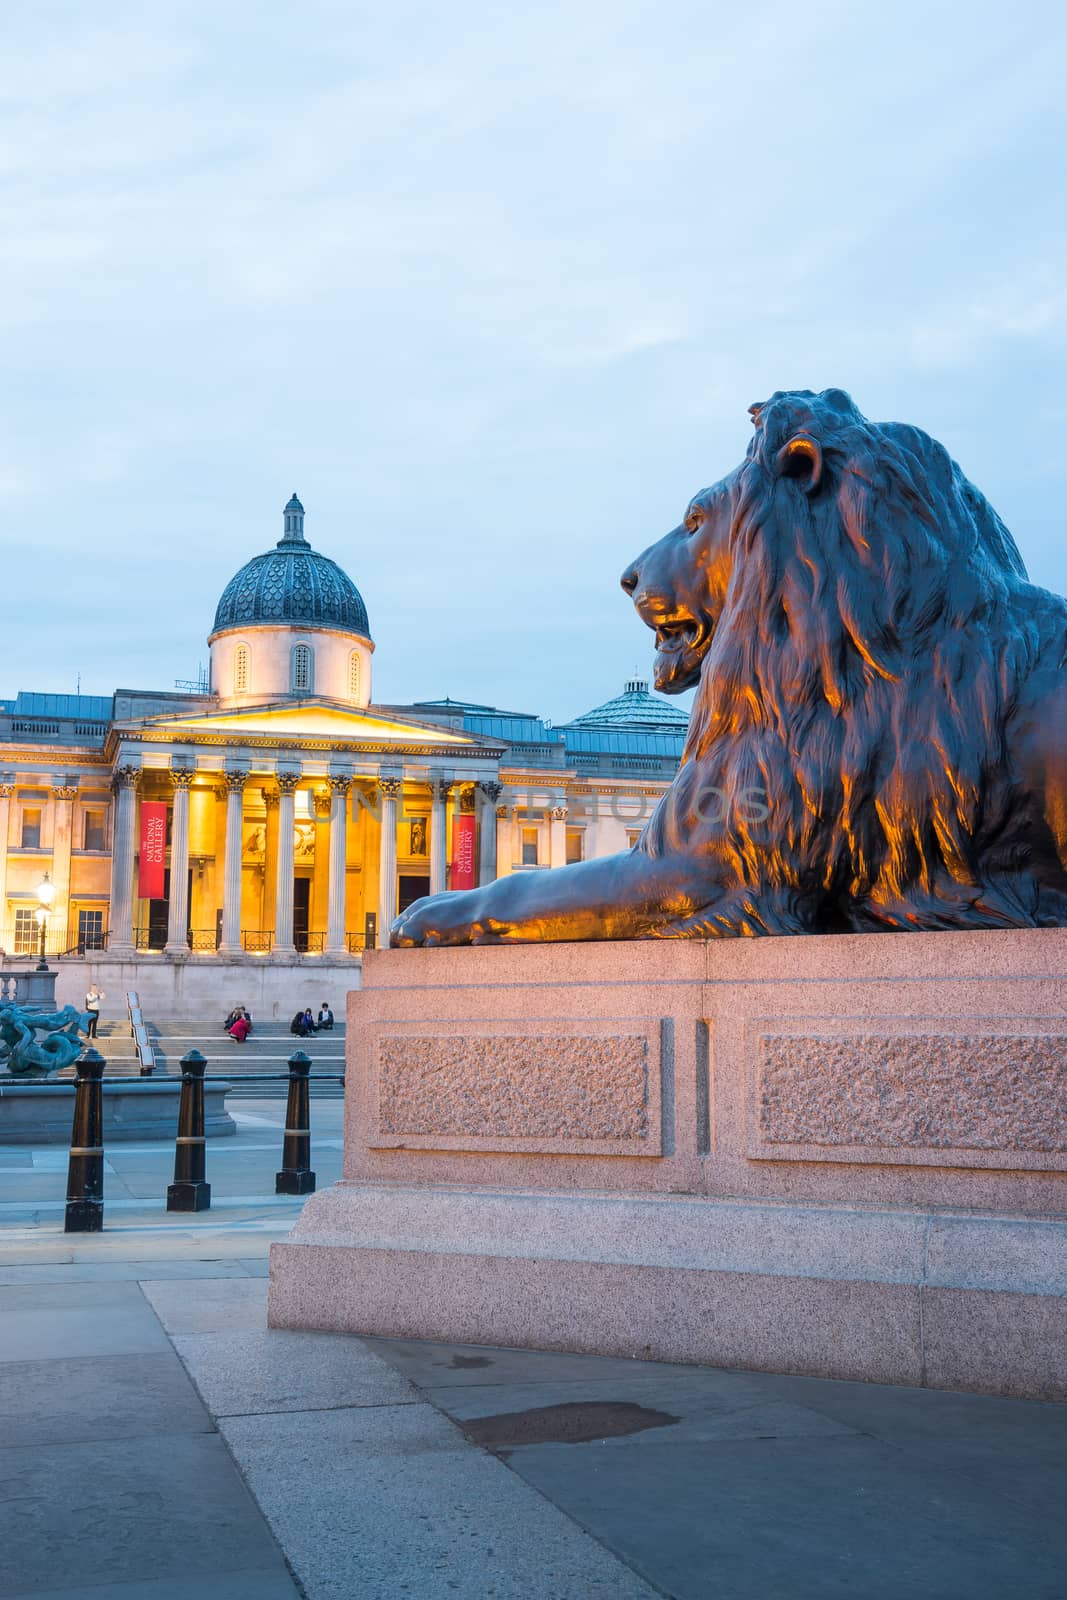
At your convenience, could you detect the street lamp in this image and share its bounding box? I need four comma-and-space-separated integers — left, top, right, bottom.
35, 871, 55, 972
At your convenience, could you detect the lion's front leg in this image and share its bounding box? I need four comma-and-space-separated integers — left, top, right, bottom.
390, 851, 705, 946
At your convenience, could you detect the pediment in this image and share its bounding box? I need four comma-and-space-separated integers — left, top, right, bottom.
110, 699, 501, 754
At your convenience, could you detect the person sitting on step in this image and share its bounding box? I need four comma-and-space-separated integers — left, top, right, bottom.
228, 1010, 251, 1043
317, 1002, 334, 1031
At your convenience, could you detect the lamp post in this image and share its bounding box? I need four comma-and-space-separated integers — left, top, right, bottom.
35, 871, 55, 972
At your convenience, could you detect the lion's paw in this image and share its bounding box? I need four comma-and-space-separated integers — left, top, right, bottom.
390, 890, 490, 948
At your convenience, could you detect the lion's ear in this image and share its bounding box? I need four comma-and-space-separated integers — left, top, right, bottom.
776, 433, 823, 495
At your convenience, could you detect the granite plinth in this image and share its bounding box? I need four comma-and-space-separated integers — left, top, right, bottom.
270, 929, 1067, 1397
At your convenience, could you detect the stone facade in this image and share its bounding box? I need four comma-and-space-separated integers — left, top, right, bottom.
1, 502, 684, 977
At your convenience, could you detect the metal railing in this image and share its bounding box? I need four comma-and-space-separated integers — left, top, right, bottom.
3, 924, 109, 959
0, 926, 369, 962
64, 1047, 343, 1232
125, 989, 156, 1076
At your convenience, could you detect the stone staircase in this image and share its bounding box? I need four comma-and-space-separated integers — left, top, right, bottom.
79, 1016, 346, 1099
147, 1018, 347, 1098
84, 1020, 142, 1075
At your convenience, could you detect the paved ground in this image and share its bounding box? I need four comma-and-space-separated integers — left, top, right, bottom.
2, 1110, 1066, 1599
0, 1098, 344, 1225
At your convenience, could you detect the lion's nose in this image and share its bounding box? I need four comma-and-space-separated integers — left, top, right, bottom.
620, 565, 639, 596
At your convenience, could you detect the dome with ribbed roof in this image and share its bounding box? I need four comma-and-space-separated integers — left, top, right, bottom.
562, 679, 690, 733
210, 494, 371, 640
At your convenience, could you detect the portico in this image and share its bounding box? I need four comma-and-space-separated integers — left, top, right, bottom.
103, 701, 504, 961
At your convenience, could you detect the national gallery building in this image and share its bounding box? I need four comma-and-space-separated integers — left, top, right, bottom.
0, 496, 686, 1007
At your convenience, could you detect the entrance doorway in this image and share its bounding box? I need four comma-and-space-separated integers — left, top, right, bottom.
147, 868, 193, 950
398, 874, 430, 913
293, 876, 311, 952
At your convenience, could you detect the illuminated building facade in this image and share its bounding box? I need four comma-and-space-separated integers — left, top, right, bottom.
0, 496, 687, 1000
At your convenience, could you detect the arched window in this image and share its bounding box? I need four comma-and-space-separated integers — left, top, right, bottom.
233, 644, 249, 695
348, 651, 361, 700
291, 642, 313, 693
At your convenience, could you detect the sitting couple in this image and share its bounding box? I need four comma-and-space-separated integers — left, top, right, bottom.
225, 1004, 253, 1043
290, 1003, 334, 1038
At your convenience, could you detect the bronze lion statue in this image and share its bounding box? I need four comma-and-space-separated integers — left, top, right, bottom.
393, 389, 1067, 944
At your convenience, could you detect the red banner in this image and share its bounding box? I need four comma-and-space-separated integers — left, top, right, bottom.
450, 813, 476, 890
139, 801, 167, 900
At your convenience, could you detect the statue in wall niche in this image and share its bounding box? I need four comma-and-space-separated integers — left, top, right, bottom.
0, 1004, 90, 1076
392, 388, 1067, 945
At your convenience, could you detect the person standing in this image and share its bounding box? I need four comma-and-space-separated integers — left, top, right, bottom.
85, 984, 105, 1039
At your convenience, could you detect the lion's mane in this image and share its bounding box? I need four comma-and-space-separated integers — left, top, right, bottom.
642, 388, 1067, 935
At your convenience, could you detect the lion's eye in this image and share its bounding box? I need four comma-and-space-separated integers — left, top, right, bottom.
685, 511, 703, 534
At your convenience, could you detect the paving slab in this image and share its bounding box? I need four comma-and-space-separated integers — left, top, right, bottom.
220, 1400, 660, 1600
759, 1369, 1067, 1524
425, 1372, 860, 1449
0, 1280, 171, 1360
0, 1351, 211, 1447
369, 1335, 713, 1389
0, 1432, 296, 1597
493, 1429, 1067, 1600
239, 1256, 271, 1277
174, 1324, 420, 1416
5, 1577, 301, 1600
0, 1173, 129, 1203
142, 1275, 269, 1333
0, 1259, 255, 1284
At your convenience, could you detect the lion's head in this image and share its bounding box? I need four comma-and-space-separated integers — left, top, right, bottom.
622, 388, 1067, 934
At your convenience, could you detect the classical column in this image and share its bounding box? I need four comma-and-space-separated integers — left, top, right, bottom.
165, 769, 194, 953
326, 776, 351, 956
50, 784, 78, 946
496, 803, 512, 879
262, 792, 279, 937
187, 783, 215, 939
429, 778, 451, 896
218, 772, 248, 956
0, 784, 12, 941
107, 766, 139, 954
311, 789, 331, 939
273, 771, 300, 953
549, 804, 569, 869
478, 782, 503, 886
378, 777, 402, 934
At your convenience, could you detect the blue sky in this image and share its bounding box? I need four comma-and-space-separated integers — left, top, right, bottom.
3, 1, 1065, 720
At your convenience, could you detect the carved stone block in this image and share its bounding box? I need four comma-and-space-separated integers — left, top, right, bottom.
754, 1029, 1067, 1171
371, 1027, 660, 1156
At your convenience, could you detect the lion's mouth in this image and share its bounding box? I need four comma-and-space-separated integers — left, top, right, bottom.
653, 617, 707, 655
637, 601, 712, 691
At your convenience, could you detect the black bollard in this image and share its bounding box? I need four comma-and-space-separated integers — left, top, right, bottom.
276, 1050, 316, 1195
65, 1047, 106, 1233
167, 1049, 211, 1211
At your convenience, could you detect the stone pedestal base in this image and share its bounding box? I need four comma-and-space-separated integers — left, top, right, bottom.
269, 1182, 1067, 1398
269, 928, 1067, 1398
